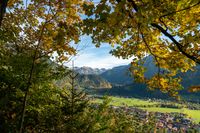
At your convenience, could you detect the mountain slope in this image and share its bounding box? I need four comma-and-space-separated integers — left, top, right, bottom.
101, 56, 157, 85
57, 56, 200, 100
100, 65, 132, 85
77, 74, 112, 89
98, 56, 200, 100
87, 84, 169, 99
101, 56, 200, 88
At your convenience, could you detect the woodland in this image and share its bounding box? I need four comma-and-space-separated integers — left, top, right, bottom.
0, 0, 200, 132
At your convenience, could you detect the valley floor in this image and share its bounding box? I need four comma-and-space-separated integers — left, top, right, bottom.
91, 96, 200, 132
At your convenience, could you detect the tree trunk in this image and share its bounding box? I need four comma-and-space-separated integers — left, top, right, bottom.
0, 0, 9, 26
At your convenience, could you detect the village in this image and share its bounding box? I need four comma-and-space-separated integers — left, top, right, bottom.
110, 105, 200, 132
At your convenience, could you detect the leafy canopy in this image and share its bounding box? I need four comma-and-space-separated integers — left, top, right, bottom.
83, 0, 200, 97
1, 0, 200, 97
0, 0, 90, 132
1, 0, 92, 63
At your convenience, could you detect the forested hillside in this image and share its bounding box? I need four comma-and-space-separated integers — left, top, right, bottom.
77, 74, 112, 89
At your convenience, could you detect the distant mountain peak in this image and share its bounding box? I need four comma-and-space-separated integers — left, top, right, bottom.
74, 66, 108, 75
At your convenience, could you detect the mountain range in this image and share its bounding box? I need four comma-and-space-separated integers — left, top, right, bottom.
74, 56, 200, 101
74, 66, 107, 75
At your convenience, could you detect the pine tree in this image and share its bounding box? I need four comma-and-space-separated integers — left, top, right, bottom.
60, 62, 88, 132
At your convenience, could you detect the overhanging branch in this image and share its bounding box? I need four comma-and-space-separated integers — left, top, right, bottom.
126, 0, 200, 64
160, 1, 200, 19
151, 23, 200, 64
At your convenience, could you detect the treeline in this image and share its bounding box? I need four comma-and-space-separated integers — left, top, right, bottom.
0, 62, 158, 132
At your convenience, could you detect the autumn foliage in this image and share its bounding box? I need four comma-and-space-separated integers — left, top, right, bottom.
0, 0, 200, 132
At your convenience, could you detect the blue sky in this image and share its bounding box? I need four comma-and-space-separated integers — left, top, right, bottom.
66, 0, 133, 68
66, 36, 133, 69
21, 0, 132, 69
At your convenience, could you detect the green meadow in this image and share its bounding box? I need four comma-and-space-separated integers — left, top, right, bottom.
92, 96, 158, 106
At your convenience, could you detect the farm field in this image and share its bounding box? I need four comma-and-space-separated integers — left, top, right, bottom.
93, 96, 158, 106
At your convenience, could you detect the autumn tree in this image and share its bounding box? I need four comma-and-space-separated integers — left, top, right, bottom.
0, 0, 91, 132
83, 0, 200, 97
1, 0, 200, 132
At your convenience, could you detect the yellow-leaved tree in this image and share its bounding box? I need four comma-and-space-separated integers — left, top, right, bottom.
0, 0, 91, 132
0, 0, 200, 132
83, 0, 200, 98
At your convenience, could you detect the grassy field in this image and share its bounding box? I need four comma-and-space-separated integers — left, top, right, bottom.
142, 107, 181, 113
92, 96, 200, 123
184, 109, 200, 123
108, 96, 158, 106
92, 96, 158, 106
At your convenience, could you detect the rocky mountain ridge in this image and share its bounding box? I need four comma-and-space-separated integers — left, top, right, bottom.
74, 66, 107, 75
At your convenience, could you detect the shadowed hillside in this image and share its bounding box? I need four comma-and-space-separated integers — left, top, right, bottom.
77, 74, 112, 89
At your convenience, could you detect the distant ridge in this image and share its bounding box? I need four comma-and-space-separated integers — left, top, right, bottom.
100, 65, 132, 85
100, 56, 157, 85
74, 66, 107, 75
68, 56, 200, 100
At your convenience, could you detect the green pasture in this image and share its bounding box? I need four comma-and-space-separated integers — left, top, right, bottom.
92, 96, 158, 106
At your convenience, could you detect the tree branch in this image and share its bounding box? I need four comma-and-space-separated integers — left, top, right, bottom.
19, 1, 57, 132
160, 1, 200, 19
151, 23, 200, 64
126, 0, 200, 64
139, 27, 162, 88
